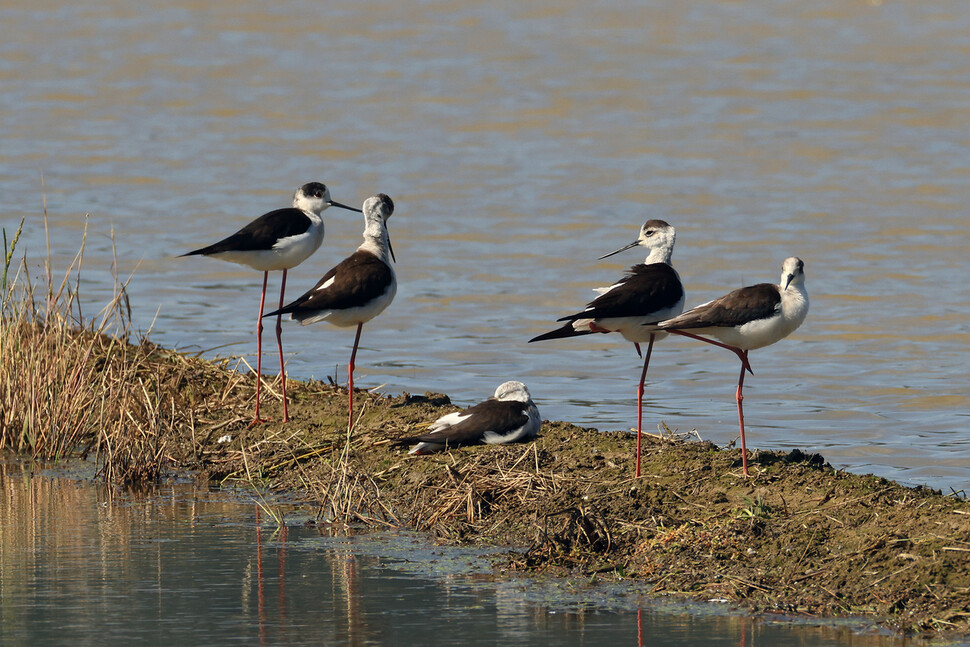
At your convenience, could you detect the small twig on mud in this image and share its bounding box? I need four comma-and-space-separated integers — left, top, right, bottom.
642, 421, 700, 444
788, 568, 829, 584
790, 527, 819, 577
822, 513, 845, 527
668, 488, 709, 511
445, 464, 462, 485
720, 572, 774, 593
817, 584, 853, 612
508, 442, 537, 471
649, 572, 675, 593
261, 444, 339, 473
372, 462, 406, 478
868, 563, 916, 588
612, 518, 657, 534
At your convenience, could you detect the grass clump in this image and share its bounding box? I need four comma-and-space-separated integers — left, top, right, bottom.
0, 214, 201, 483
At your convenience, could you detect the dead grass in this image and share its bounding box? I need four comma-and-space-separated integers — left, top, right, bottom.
0, 213, 235, 483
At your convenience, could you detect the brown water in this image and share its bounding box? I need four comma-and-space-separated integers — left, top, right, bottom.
2, 0, 968, 490
0, 462, 918, 646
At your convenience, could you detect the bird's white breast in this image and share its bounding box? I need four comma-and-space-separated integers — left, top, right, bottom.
271, 224, 325, 267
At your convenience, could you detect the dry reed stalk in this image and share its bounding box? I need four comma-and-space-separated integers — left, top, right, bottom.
404, 446, 566, 534
313, 454, 397, 526
0, 213, 203, 483
292, 405, 401, 527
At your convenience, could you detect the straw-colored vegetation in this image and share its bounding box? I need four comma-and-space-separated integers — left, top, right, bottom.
1, 216, 230, 482
2, 216, 968, 639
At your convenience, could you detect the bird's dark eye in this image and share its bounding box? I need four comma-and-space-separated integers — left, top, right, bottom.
303, 182, 327, 198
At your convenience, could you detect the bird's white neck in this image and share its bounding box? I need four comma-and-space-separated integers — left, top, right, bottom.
358, 220, 392, 263
643, 245, 673, 265
780, 279, 809, 328
304, 211, 324, 226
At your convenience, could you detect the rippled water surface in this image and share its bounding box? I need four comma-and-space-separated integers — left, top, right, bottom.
2, 0, 968, 490
0, 463, 918, 646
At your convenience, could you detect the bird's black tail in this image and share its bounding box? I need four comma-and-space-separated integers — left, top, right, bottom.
263, 304, 295, 319
529, 322, 595, 343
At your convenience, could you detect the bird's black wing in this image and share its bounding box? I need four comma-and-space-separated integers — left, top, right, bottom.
183, 208, 312, 255
270, 251, 393, 318
663, 283, 780, 329
403, 400, 531, 447
560, 263, 684, 322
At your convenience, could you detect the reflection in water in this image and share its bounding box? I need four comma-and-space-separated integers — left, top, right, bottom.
1, 0, 968, 491
0, 464, 909, 647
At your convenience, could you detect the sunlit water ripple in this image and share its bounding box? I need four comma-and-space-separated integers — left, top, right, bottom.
2, 0, 967, 491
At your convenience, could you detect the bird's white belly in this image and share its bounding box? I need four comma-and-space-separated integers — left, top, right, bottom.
271, 229, 324, 268
706, 316, 789, 350
301, 282, 397, 328
211, 229, 323, 272
594, 298, 685, 344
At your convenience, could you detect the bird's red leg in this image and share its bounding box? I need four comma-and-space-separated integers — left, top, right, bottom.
251, 271, 270, 426
668, 330, 755, 476
347, 322, 364, 430
736, 352, 750, 477
276, 269, 289, 423
635, 334, 655, 478
667, 329, 753, 374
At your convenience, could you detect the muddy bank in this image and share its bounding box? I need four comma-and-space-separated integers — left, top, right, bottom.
5, 336, 968, 639
169, 353, 969, 640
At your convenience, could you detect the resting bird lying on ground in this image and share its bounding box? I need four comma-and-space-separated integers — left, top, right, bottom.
396, 381, 541, 455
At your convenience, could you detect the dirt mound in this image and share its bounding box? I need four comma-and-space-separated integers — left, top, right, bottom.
191, 380, 970, 639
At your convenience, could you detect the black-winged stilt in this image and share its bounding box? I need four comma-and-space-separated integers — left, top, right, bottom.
181, 182, 360, 424
397, 381, 541, 455
658, 256, 809, 477
529, 220, 685, 477
266, 194, 396, 430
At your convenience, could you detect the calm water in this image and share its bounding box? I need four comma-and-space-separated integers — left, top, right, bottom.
0, 462, 922, 647
1, 1, 968, 490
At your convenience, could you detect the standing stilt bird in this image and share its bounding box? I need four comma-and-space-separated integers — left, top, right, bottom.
658, 256, 809, 477
396, 381, 541, 455
529, 220, 685, 477
181, 182, 361, 425
266, 194, 396, 430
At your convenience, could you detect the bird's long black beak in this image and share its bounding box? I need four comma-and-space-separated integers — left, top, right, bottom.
598, 240, 639, 260
329, 200, 363, 213
388, 234, 396, 263
783, 274, 794, 291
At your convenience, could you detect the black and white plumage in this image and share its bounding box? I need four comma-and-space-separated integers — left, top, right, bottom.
658, 256, 809, 477
398, 381, 541, 455
529, 219, 684, 478
182, 182, 360, 272
181, 182, 360, 424
529, 220, 684, 347
266, 193, 396, 429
